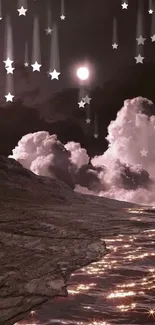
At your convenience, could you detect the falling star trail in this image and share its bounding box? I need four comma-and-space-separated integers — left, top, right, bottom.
4, 15, 14, 61
24, 41, 28, 63
4, 15, 14, 96
151, 3, 155, 36
0, 0, 2, 19
149, 0, 153, 12
112, 17, 118, 48
46, 1, 52, 27
85, 93, 91, 125
61, 0, 65, 17
94, 112, 99, 138
49, 23, 60, 73
17, 0, 27, 8
32, 15, 41, 65
78, 86, 87, 103
136, 0, 144, 56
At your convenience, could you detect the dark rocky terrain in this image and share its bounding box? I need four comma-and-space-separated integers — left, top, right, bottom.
0, 156, 140, 325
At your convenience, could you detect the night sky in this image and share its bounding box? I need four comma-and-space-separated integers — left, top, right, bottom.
2, 2, 155, 321
1, 0, 155, 157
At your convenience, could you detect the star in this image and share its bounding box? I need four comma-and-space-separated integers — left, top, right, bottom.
112, 43, 118, 49
140, 149, 148, 157
17, 6, 27, 16
136, 35, 146, 45
3, 58, 13, 67
0, 17, 2, 21
121, 2, 128, 9
82, 95, 92, 104
31, 61, 42, 71
24, 62, 29, 67
49, 69, 60, 80
149, 9, 153, 14
45, 27, 53, 35
86, 118, 91, 124
151, 34, 155, 42
60, 15, 65, 20
5, 92, 14, 102
6, 66, 15, 74
135, 54, 144, 64
78, 100, 85, 108
94, 133, 98, 138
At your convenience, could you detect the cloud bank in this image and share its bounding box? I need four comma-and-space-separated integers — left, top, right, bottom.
10, 96, 155, 206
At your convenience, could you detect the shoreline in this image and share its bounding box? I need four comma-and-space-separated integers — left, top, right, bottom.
0, 156, 140, 325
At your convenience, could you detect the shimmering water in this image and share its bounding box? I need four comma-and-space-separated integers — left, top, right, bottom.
17, 208, 155, 325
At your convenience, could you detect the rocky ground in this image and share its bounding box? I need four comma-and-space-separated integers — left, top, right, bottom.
0, 156, 140, 325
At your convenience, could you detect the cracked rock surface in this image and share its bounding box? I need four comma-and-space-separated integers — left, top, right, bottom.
0, 156, 106, 325
0, 156, 140, 325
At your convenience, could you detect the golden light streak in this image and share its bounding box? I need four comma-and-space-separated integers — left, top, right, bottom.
107, 290, 136, 299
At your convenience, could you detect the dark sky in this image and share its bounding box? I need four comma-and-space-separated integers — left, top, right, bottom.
1, 0, 155, 157
0, 0, 153, 105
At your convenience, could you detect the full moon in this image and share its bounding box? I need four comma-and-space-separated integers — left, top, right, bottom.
76, 67, 89, 81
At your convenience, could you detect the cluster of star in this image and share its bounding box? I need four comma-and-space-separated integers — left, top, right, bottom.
113, 33, 155, 64
112, 1, 155, 65
3, 58, 14, 102
3, 0, 66, 103
75, 65, 99, 137
78, 95, 91, 109
17, 5, 65, 21
78, 92, 98, 138
121, 1, 154, 12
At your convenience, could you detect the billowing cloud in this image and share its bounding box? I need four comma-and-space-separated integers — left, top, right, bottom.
10, 97, 155, 206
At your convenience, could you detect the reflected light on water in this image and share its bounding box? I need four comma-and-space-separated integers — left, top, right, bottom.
148, 308, 155, 316
107, 290, 136, 298
68, 283, 96, 295
77, 321, 111, 325
66, 209, 155, 324
14, 207, 155, 325
117, 302, 136, 312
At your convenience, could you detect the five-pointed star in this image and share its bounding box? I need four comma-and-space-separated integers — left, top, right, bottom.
5, 92, 14, 102
82, 95, 92, 104
86, 118, 91, 124
6, 66, 15, 74
135, 54, 144, 64
3, 57, 13, 67
31, 61, 42, 71
151, 34, 155, 42
112, 43, 118, 49
121, 2, 128, 9
49, 69, 60, 80
60, 15, 65, 20
136, 35, 146, 45
78, 100, 85, 108
24, 62, 29, 67
149, 9, 153, 14
140, 149, 148, 157
45, 27, 53, 35
17, 6, 27, 16
94, 133, 98, 138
